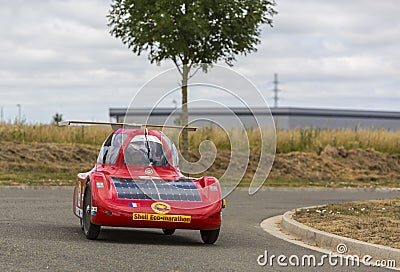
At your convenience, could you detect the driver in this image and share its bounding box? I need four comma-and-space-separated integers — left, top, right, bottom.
124, 141, 149, 165
124, 135, 168, 166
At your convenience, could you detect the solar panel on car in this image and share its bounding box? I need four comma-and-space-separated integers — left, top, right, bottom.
111, 177, 202, 202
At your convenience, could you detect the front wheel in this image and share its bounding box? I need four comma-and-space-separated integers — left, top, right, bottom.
162, 228, 175, 235
83, 186, 101, 240
200, 229, 220, 244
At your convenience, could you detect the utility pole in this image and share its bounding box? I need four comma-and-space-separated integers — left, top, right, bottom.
1, 106, 3, 123
16, 104, 21, 123
273, 73, 280, 108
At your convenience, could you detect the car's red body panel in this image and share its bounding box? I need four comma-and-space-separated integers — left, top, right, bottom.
73, 128, 223, 232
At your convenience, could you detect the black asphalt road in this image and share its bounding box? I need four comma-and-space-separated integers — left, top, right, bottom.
0, 187, 398, 272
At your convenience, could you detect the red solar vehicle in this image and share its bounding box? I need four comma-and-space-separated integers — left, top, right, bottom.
60, 121, 225, 244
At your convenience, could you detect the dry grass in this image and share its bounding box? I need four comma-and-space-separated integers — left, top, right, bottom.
0, 123, 399, 154
277, 128, 400, 154
293, 199, 400, 249
0, 141, 100, 184
187, 127, 400, 154
0, 123, 111, 146
0, 141, 399, 186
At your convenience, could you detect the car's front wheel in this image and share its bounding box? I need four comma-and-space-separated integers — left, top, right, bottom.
200, 229, 220, 244
83, 186, 101, 240
162, 228, 175, 235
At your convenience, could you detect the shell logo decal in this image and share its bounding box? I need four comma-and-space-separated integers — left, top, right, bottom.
151, 202, 171, 214
145, 168, 153, 175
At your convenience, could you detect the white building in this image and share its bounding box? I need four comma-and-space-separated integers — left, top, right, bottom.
109, 107, 400, 130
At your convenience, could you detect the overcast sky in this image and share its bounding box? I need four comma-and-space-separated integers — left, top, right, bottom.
0, 0, 399, 123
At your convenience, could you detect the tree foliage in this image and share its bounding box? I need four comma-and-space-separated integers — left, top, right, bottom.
108, 0, 277, 157
108, 0, 276, 71
52, 113, 63, 125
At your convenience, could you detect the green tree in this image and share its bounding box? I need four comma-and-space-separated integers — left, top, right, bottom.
108, 0, 277, 158
52, 113, 63, 125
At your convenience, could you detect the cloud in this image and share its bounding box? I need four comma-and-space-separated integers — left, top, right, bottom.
0, 0, 399, 123
238, 0, 400, 108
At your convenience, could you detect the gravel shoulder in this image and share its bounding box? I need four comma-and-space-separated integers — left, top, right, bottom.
293, 198, 400, 250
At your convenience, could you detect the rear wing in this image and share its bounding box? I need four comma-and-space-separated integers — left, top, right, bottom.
58, 120, 197, 132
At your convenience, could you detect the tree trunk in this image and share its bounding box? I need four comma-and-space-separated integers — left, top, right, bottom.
180, 63, 189, 160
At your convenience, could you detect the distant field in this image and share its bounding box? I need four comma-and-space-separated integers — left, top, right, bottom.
1, 123, 399, 154
0, 123, 110, 146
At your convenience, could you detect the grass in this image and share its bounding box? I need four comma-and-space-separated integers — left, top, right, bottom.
1, 122, 399, 154
0, 123, 398, 187
245, 179, 400, 188
293, 199, 400, 249
0, 169, 76, 184
0, 122, 110, 146
0, 173, 75, 186
276, 128, 400, 154
2, 176, 399, 188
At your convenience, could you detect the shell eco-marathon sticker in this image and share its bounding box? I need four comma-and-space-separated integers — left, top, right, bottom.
151, 202, 171, 214
133, 213, 191, 223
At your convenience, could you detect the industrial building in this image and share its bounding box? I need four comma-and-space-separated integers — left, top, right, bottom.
109, 107, 400, 130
